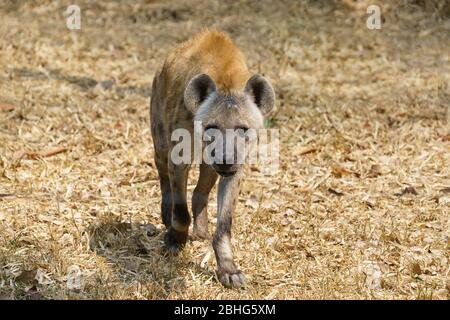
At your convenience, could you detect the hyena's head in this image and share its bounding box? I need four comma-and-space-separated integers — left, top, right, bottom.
184, 74, 275, 177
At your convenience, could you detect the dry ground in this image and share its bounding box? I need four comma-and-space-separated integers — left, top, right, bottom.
0, 0, 449, 299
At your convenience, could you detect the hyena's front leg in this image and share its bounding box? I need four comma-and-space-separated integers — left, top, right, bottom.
154, 154, 172, 229
192, 164, 218, 240
213, 175, 245, 288
164, 162, 191, 252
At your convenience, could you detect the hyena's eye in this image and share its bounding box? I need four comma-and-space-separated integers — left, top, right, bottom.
205, 124, 219, 131
235, 126, 249, 132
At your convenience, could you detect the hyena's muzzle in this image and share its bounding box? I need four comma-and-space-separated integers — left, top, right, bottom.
204, 127, 254, 177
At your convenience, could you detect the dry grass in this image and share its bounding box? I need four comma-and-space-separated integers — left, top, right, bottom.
0, 0, 449, 300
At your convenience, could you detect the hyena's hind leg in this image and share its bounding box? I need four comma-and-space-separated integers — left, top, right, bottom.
192, 164, 218, 240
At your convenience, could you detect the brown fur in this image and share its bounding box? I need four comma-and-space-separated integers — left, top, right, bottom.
166, 28, 250, 92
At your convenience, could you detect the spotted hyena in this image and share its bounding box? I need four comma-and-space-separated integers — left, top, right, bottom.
150, 29, 275, 288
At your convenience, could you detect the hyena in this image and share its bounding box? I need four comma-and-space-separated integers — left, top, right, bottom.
150, 29, 275, 288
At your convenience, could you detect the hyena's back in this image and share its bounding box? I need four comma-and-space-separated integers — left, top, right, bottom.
150, 28, 251, 151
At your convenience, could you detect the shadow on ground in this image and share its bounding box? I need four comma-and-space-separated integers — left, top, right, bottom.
87, 220, 187, 298
86, 219, 217, 299
11, 67, 151, 97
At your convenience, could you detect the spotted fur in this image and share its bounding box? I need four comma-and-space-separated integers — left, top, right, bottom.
150, 28, 275, 288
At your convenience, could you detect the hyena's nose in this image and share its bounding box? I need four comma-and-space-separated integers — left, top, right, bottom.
213, 163, 237, 177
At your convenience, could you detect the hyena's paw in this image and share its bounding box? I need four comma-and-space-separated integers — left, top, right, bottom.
217, 269, 246, 289
163, 228, 188, 254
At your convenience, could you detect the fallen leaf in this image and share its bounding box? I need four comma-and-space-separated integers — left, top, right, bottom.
328, 188, 344, 196
331, 165, 350, 178
0, 193, 14, 198
368, 164, 382, 177
14, 147, 68, 161
298, 146, 317, 155
0, 103, 16, 112
440, 187, 450, 194
411, 262, 422, 275
319, 227, 336, 240
395, 186, 418, 196
31, 147, 68, 159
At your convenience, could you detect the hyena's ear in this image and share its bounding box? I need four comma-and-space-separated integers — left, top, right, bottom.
244, 74, 275, 115
184, 73, 217, 114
